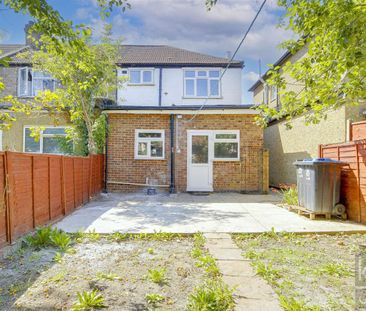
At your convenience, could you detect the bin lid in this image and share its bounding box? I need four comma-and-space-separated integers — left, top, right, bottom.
293, 158, 347, 166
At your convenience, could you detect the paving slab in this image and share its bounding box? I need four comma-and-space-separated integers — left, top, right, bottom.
55, 192, 366, 234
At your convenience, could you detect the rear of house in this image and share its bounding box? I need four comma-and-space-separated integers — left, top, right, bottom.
105, 45, 266, 193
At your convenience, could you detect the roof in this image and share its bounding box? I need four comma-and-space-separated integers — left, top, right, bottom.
248, 50, 292, 92
0, 44, 243, 68
118, 45, 243, 67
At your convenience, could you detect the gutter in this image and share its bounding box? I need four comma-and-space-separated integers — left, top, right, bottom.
169, 114, 176, 193
103, 114, 109, 193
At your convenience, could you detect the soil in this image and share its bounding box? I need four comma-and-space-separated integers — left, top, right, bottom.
234, 233, 366, 310
0, 238, 204, 311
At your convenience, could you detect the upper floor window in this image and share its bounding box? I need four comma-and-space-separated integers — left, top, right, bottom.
24, 126, 71, 154
184, 69, 221, 98
270, 85, 278, 102
18, 67, 57, 97
129, 69, 154, 85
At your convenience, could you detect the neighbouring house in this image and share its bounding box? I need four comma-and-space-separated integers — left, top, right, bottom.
104, 45, 266, 193
0, 24, 70, 154
249, 45, 366, 187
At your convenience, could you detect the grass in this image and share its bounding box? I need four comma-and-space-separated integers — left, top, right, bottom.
145, 293, 165, 305
72, 290, 106, 310
233, 231, 360, 310
280, 185, 298, 206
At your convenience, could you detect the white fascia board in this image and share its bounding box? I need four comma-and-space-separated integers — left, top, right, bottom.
103, 109, 259, 115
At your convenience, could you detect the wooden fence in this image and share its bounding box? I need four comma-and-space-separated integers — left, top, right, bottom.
350, 121, 366, 141
0, 152, 104, 247
319, 141, 366, 223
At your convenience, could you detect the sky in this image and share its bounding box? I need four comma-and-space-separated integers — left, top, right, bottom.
0, 0, 294, 103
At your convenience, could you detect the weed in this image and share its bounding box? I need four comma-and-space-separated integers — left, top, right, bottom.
108, 232, 129, 242
72, 290, 106, 310
186, 279, 235, 311
315, 262, 352, 277
279, 295, 321, 311
255, 262, 282, 284
191, 247, 203, 259
48, 270, 66, 283
147, 248, 155, 255
193, 232, 206, 248
53, 252, 63, 263
8, 284, 22, 296
147, 268, 168, 285
50, 230, 71, 252
87, 229, 101, 242
281, 185, 298, 206
25, 226, 53, 248
195, 255, 220, 277
145, 293, 165, 304
96, 272, 122, 281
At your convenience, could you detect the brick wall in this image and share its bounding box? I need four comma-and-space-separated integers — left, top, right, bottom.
107, 113, 264, 193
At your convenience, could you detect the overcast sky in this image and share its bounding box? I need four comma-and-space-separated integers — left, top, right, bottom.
0, 0, 294, 103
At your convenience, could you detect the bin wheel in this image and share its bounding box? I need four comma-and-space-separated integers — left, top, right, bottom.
341, 213, 348, 220
334, 203, 346, 215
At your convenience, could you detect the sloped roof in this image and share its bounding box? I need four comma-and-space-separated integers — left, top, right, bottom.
117, 45, 243, 67
0, 44, 243, 68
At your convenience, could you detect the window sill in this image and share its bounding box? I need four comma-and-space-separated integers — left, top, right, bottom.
134, 157, 165, 160
182, 96, 222, 99
213, 158, 240, 162
128, 83, 155, 86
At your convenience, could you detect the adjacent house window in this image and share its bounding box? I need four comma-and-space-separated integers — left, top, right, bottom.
270, 85, 278, 102
184, 69, 220, 98
135, 130, 164, 159
24, 127, 70, 154
213, 131, 240, 160
18, 67, 57, 97
129, 69, 154, 84
263, 84, 269, 105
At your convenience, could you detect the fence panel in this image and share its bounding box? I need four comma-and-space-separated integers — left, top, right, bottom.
351, 121, 366, 141
63, 157, 75, 215
6, 153, 34, 241
49, 156, 63, 219
82, 158, 90, 204
0, 153, 7, 247
73, 158, 83, 208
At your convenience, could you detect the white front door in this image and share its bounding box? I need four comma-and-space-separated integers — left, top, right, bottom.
187, 131, 213, 192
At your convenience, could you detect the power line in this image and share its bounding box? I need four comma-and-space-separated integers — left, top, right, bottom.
188, 0, 267, 121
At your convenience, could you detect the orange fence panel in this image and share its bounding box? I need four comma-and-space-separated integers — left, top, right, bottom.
0, 152, 104, 247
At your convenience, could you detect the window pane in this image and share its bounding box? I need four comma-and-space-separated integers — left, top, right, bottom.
197, 79, 208, 96
214, 142, 238, 159
43, 128, 66, 135
151, 141, 163, 157
216, 133, 237, 139
192, 135, 208, 164
138, 142, 148, 155
138, 132, 162, 138
143, 70, 152, 83
19, 68, 27, 95
185, 79, 194, 96
24, 128, 40, 152
43, 79, 55, 92
197, 71, 207, 77
209, 70, 220, 77
210, 79, 219, 96
33, 79, 43, 96
185, 71, 195, 78
130, 70, 141, 83
43, 137, 63, 154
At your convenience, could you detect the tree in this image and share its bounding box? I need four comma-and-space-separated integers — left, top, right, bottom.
23, 24, 122, 154
256, 0, 366, 126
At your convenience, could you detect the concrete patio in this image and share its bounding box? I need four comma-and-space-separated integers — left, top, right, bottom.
55, 192, 366, 233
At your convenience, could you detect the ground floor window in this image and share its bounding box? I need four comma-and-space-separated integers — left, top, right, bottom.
24, 126, 70, 154
135, 129, 165, 159
213, 130, 240, 160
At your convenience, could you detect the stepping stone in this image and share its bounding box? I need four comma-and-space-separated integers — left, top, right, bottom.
216, 260, 255, 277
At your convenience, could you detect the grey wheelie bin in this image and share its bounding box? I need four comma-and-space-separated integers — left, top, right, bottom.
293, 158, 346, 216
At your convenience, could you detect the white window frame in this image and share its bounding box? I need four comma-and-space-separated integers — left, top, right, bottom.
213, 130, 240, 161
263, 83, 269, 105
134, 129, 165, 160
23, 126, 70, 154
18, 67, 57, 97
128, 68, 154, 85
183, 68, 221, 98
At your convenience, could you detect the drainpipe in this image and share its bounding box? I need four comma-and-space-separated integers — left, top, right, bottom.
103, 113, 109, 193
158, 67, 163, 106
170, 114, 176, 193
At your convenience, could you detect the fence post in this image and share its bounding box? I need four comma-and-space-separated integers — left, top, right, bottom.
356, 143, 361, 222
4, 152, 11, 244
31, 155, 35, 229
47, 156, 51, 221
89, 156, 93, 199
262, 149, 269, 194
61, 156, 66, 215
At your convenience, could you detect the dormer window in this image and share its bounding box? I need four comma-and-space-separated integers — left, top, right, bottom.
129, 69, 154, 85
18, 67, 57, 97
184, 69, 221, 98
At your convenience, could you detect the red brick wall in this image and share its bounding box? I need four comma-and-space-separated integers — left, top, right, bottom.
107, 113, 263, 193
